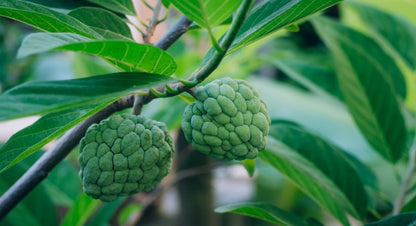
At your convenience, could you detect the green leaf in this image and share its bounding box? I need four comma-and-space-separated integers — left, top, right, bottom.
0, 100, 115, 174
215, 202, 322, 226
229, 0, 342, 52
169, 0, 242, 29
61, 193, 102, 226
0, 152, 58, 226
349, 1, 416, 70
87, 0, 136, 15
402, 194, 416, 213
0, 72, 174, 121
241, 159, 255, 177
0, 0, 102, 39
270, 59, 341, 99
269, 123, 369, 219
18, 33, 177, 75
68, 7, 133, 40
42, 160, 80, 206
87, 198, 125, 226
312, 16, 407, 162
365, 212, 416, 226
260, 138, 353, 226
24, 0, 95, 10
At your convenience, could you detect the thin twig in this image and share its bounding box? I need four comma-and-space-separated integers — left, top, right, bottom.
155, 16, 193, 50
393, 134, 416, 214
143, 0, 163, 43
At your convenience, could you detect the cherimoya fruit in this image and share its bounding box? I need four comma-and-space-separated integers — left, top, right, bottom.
79, 114, 174, 202
181, 77, 270, 160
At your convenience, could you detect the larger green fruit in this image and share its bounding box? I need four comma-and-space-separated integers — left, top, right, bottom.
181, 77, 270, 160
79, 114, 174, 202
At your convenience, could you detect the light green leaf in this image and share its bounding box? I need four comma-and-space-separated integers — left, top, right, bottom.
0, 72, 174, 121
68, 7, 133, 40
241, 159, 255, 177
271, 59, 341, 99
0, 100, 115, 173
269, 122, 369, 219
215, 202, 322, 226
260, 138, 353, 226
169, 0, 242, 28
87, 0, 136, 15
61, 193, 102, 226
18, 33, 177, 75
0, 0, 102, 39
349, 1, 416, 70
365, 212, 416, 226
312, 16, 407, 162
229, 0, 342, 52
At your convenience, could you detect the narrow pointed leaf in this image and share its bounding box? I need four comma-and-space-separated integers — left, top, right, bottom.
169, 0, 242, 28
269, 123, 368, 219
0, 100, 115, 173
312, 16, 407, 162
229, 0, 342, 52
18, 33, 177, 75
0, 72, 174, 121
61, 193, 101, 226
0, 0, 102, 39
87, 0, 136, 15
365, 212, 416, 226
260, 138, 353, 226
215, 202, 322, 226
349, 2, 416, 70
68, 7, 133, 40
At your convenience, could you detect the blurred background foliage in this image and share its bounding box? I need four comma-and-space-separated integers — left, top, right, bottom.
0, 0, 415, 225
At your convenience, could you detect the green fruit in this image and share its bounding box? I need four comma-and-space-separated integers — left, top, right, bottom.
79, 114, 174, 202
181, 77, 270, 160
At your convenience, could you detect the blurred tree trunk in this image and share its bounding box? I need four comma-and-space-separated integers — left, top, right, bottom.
176, 129, 216, 226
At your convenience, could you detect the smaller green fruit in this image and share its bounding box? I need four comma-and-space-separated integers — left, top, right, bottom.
79, 114, 174, 202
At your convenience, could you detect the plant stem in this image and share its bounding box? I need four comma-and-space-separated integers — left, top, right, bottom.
143, 0, 163, 43
393, 135, 416, 214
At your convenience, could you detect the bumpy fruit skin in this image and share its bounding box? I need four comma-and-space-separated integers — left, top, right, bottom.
181, 77, 271, 160
79, 114, 174, 202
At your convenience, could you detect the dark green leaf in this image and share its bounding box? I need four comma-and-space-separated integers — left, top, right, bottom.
312, 16, 407, 162
87, 0, 136, 15
0, 152, 58, 226
229, 0, 342, 52
68, 7, 133, 40
161, 0, 170, 8
269, 123, 368, 219
24, 0, 96, 10
0, 0, 102, 39
349, 1, 416, 70
0, 101, 115, 173
42, 160, 80, 206
87, 198, 125, 226
18, 33, 177, 75
402, 194, 416, 213
260, 138, 354, 225
169, 0, 242, 28
365, 212, 416, 226
0, 72, 174, 121
215, 202, 322, 226
270, 59, 340, 99
61, 193, 101, 226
